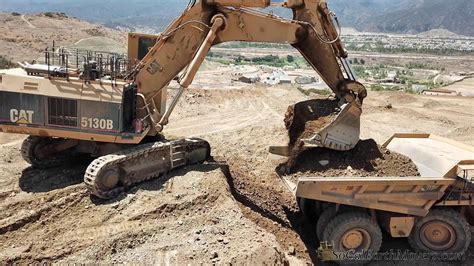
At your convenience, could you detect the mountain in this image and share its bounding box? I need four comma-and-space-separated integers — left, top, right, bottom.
364, 0, 474, 36
1, 0, 473, 36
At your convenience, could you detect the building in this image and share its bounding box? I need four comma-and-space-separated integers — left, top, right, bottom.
421, 89, 458, 96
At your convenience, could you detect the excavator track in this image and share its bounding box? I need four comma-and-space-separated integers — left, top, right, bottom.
84, 138, 211, 199
21, 136, 70, 169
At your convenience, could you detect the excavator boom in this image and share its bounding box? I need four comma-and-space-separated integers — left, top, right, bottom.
130, 0, 366, 151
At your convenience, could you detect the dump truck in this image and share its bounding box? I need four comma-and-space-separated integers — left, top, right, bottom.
282, 134, 474, 263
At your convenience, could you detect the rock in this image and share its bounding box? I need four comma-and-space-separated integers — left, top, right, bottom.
384, 103, 393, 109
288, 246, 296, 255
211, 251, 219, 259
195, 229, 202, 234
319, 160, 329, 166
346, 166, 353, 171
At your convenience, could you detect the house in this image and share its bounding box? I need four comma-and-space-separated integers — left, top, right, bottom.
421, 89, 458, 96
238, 73, 260, 83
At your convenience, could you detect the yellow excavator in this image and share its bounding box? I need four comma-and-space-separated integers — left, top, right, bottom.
0, 0, 366, 198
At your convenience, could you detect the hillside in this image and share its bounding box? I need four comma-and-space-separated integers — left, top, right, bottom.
1, 0, 473, 36
363, 0, 474, 36
0, 12, 126, 63
0, 0, 188, 33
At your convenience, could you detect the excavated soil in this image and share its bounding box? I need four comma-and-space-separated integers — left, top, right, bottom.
285, 98, 338, 148
282, 139, 420, 181
282, 97, 419, 178
284, 98, 338, 169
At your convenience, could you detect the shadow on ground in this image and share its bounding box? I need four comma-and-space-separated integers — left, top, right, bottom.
216, 159, 321, 263
19, 160, 90, 193
90, 162, 222, 205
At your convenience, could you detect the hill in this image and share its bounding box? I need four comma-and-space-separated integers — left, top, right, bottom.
0, 0, 473, 36
361, 0, 474, 36
0, 12, 126, 63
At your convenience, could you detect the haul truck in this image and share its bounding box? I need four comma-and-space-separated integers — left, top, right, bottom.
289, 134, 474, 264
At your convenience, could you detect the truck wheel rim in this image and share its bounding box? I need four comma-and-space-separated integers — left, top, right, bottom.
420, 221, 456, 251
341, 228, 371, 250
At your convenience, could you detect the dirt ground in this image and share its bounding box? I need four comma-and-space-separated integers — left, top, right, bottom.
1, 73, 474, 264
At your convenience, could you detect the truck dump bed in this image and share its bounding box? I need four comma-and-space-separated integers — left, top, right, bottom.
293, 134, 474, 217
383, 133, 474, 177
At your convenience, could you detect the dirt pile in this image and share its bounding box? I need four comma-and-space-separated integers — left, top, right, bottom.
281, 139, 420, 180
284, 98, 338, 169
281, 97, 420, 179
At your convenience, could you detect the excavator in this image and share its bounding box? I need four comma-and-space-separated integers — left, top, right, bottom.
0, 0, 366, 198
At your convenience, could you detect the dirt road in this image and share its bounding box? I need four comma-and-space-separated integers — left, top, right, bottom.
1, 81, 473, 264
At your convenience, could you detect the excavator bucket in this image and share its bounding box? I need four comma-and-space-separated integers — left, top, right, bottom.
272, 98, 361, 157
303, 101, 361, 151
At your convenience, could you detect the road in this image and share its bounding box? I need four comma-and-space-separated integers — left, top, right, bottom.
21, 15, 36, 29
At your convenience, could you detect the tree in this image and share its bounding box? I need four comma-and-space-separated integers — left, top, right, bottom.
235, 55, 244, 64
286, 55, 294, 63
0, 56, 15, 69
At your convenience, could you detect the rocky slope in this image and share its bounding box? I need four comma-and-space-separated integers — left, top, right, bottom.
0, 12, 126, 63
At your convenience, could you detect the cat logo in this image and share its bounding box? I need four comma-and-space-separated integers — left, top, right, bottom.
10, 109, 34, 124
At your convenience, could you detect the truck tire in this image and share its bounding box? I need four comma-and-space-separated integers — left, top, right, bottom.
297, 197, 321, 221
322, 211, 382, 265
408, 208, 471, 255
317, 205, 337, 240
